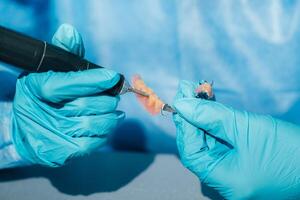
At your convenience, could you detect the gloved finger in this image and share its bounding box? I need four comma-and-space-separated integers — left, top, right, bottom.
173, 80, 207, 153
51, 23, 85, 57
173, 81, 203, 153
60, 111, 125, 137
54, 136, 108, 165
174, 113, 217, 180
174, 80, 224, 151
174, 80, 217, 179
24, 68, 120, 103
173, 98, 236, 146
58, 95, 120, 117
174, 113, 208, 158
174, 80, 198, 100
70, 136, 108, 157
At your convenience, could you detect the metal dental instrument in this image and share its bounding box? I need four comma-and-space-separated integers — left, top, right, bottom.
130, 88, 149, 97
161, 104, 176, 114
119, 79, 149, 97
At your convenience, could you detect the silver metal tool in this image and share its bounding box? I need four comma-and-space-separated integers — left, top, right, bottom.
119, 79, 149, 97
161, 104, 176, 114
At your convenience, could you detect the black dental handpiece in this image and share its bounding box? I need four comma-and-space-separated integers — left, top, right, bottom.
0, 25, 125, 96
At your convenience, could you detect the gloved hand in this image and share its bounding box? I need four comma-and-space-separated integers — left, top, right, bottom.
173, 80, 300, 200
11, 24, 125, 167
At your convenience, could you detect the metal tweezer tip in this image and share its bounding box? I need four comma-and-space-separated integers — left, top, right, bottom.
161, 104, 176, 114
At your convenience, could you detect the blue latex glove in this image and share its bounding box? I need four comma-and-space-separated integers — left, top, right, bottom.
11, 24, 125, 167
173, 80, 300, 199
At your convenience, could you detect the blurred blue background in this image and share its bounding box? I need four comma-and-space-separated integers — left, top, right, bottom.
1, 0, 300, 154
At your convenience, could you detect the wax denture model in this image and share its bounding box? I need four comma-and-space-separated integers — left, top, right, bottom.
132, 75, 215, 115
132, 75, 164, 115
195, 80, 215, 100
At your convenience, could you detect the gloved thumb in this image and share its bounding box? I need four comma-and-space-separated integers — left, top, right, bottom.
173, 98, 236, 146
52, 23, 85, 57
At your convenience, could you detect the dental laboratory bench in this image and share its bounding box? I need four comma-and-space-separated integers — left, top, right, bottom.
0, 151, 222, 200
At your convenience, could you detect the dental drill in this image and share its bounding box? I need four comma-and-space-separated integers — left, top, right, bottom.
0, 25, 148, 97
